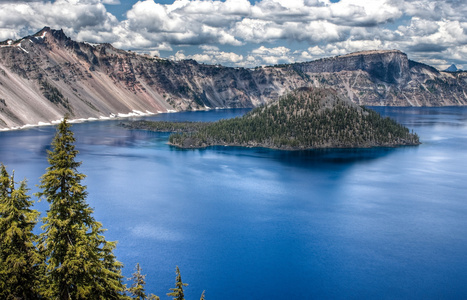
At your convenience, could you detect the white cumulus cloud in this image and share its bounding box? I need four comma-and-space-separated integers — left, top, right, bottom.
0, 0, 466, 69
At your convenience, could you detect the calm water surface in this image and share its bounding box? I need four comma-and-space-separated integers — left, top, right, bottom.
0, 107, 466, 299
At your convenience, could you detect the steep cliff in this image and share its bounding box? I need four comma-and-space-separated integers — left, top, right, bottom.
288, 50, 467, 106
1, 27, 466, 130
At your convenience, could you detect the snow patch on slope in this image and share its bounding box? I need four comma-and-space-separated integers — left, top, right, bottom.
1, 111, 159, 131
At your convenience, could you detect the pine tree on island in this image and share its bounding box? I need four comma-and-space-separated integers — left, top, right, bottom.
36, 116, 126, 299
0, 164, 41, 299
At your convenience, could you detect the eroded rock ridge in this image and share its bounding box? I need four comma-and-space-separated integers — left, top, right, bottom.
1, 27, 466, 129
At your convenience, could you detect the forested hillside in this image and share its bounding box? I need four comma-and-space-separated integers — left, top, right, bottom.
126, 88, 420, 150
168, 88, 420, 149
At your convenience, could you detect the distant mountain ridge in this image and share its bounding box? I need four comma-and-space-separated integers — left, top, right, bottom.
1, 27, 467, 129
444, 64, 460, 72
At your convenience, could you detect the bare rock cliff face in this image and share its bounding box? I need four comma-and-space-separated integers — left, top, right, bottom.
289, 50, 467, 106
292, 50, 410, 84
0, 28, 466, 129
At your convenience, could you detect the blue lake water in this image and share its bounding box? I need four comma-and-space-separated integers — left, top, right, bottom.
1, 107, 467, 299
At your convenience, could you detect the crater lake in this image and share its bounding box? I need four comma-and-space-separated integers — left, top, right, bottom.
0, 107, 466, 299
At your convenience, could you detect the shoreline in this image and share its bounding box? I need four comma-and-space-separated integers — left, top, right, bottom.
168, 140, 422, 151
2, 105, 465, 132
0, 109, 180, 132
0, 106, 240, 132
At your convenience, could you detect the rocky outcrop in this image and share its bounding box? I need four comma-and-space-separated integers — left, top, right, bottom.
1, 27, 467, 129
287, 50, 467, 106
291, 50, 410, 84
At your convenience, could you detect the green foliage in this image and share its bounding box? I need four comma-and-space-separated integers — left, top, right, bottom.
0, 119, 202, 299
127, 263, 159, 300
121, 120, 209, 133
0, 164, 41, 300
165, 88, 420, 149
167, 266, 188, 300
36, 117, 126, 299
128, 263, 146, 299
40, 79, 72, 111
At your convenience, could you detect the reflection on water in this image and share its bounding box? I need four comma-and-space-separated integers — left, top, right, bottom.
189, 146, 404, 169
370, 106, 467, 127
0, 108, 466, 299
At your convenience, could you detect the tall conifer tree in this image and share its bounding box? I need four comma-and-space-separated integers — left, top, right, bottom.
128, 263, 147, 299
0, 164, 41, 299
127, 263, 160, 300
167, 266, 188, 300
37, 117, 126, 299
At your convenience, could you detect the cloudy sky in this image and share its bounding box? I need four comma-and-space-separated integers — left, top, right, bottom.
0, 0, 466, 69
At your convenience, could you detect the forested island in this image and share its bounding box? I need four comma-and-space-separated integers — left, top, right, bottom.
123, 88, 420, 150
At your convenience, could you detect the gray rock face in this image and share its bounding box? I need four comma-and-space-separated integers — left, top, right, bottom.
292, 50, 410, 84
1, 28, 467, 129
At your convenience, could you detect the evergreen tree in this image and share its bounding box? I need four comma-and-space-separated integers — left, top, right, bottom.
167, 266, 188, 300
127, 263, 159, 300
95, 240, 128, 299
0, 164, 8, 201
128, 263, 147, 299
36, 117, 126, 299
0, 164, 41, 299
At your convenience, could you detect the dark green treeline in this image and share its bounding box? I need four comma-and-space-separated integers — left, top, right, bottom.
0, 117, 201, 300
165, 88, 420, 149
0, 164, 41, 299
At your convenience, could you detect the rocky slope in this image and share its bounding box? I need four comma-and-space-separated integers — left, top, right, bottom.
288, 51, 467, 106
1, 27, 466, 130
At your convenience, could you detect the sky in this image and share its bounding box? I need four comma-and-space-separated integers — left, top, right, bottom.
0, 0, 466, 70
